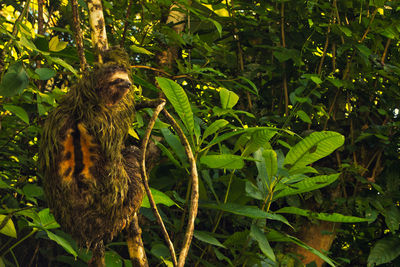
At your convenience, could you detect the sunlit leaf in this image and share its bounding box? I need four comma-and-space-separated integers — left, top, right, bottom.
0, 215, 17, 238
3, 104, 29, 124
284, 131, 344, 170
200, 154, 245, 169
220, 88, 239, 109
157, 77, 194, 134
274, 174, 340, 199
49, 36, 68, 52
141, 188, 178, 208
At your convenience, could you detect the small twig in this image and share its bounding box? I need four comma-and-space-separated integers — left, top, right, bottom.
140, 99, 177, 266
131, 65, 173, 76
163, 109, 199, 267
360, 9, 378, 42
120, 0, 134, 46
280, 2, 288, 116
381, 38, 391, 65
70, 0, 87, 71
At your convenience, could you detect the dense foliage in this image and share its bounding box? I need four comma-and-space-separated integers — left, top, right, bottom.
1, 0, 400, 266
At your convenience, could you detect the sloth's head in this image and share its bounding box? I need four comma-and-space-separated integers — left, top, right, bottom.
95, 65, 132, 106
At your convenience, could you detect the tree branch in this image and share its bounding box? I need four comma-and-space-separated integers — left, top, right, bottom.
162, 109, 199, 267
140, 99, 178, 266
71, 0, 87, 71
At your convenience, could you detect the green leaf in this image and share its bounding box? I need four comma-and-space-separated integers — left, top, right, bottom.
160, 128, 188, 166
200, 154, 245, 169
194, 231, 226, 248
201, 202, 269, 219
48, 57, 78, 76
338, 25, 352, 37
275, 207, 369, 222
208, 18, 222, 37
3, 104, 29, 124
284, 131, 344, 171
368, 237, 400, 266
250, 224, 275, 262
23, 183, 44, 198
156, 77, 194, 134
0, 257, 5, 267
202, 119, 229, 141
205, 127, 280, 151
297, 110, 312, 123
274, 174, 340, 199
384, 206, 400, 232
0, 215, 17, 238
46, 230, 77, 257
242, 129, 276, 157
38, 209, 60, 229
262, 150, 278, 180
155, 140, 182, 168
327, 78, 344, 88
35, 68, 56, 80
141, 188, 177, 208
0, 62, 29, 97
49, 36, 68, 52
356, 44, 372, 58
105, 251, 123, 267
310, 76, 323, 84
220, 88, 239, 109
130, 45, 154, 55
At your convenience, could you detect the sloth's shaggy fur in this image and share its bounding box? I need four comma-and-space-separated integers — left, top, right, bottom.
39, 49, 144, 252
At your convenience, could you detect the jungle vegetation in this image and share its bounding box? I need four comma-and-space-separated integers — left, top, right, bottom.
0, 0, 400, 266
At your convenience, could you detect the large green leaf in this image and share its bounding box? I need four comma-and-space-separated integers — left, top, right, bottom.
141, 188, 177, 208
284, 131, 344, 170
194, 231, 226, 248
220, 88, 239, 109
0, 62, 29, 97
262, 149, 278, 180
200, 154, 245, 169
201, 202, 269, 219
368, 237, 400, 266
156, 77, 194, 134
273, 173, 340, 199
242, 129, 276, 157
275, 207, 369, 222
3, 104, 29, 124
250, 224, 275, 262
202, 119, 229, 141
0, 215, 17, 238
46, 230, 77, 257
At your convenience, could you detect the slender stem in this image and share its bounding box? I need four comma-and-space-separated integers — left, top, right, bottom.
280, 2, 288, 116
120, 0, 134, 46
1, 229, 38, 257
163, 109, 199, 267
140, 99, 178, 266
381, 38, 391, 65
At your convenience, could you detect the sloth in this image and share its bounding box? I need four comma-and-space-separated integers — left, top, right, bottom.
39, 49, 154, 266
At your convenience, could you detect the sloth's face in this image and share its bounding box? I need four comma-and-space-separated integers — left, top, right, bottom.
101, 70, 132, 106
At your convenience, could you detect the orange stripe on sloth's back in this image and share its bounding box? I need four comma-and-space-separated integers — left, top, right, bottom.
77, 123, 97, 179
58, 124, 98, 184
59, 128, 75, 183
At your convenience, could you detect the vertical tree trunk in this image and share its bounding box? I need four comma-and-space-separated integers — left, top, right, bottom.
293, 221, 339, 266
86, 0, 108, 57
